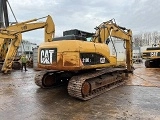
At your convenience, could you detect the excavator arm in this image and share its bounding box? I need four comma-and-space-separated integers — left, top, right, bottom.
0, 31, 17, 56
0, 15, 55, 73
92, 20, 133, 72
0, 30, 22, 72
1, 33, 22, 73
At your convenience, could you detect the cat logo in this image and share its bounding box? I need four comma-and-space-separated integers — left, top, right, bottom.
150, 52, 157, 57
40, 49, 55, 64
100, 57, 105, 63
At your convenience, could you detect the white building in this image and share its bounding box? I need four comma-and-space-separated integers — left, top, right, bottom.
17, 40, 38, 59
133, 47, 141, 57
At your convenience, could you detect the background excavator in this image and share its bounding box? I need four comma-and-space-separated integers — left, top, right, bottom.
142, 44, 160, 68
0, 0, 55, 73
0, 15, 55, 73
35, 19, 133, 100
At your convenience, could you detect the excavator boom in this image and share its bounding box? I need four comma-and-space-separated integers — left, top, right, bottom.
6, 15, 55, 42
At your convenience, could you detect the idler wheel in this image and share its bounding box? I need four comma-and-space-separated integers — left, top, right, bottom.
81, 81, 91, 96
43, 74, 56, 87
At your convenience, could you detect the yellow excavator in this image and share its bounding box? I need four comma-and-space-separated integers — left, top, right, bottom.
35, 19, 133, 100
142, 44, 160, 68
0, 15, 55, 73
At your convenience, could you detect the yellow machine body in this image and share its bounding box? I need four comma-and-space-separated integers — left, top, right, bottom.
38, 40, 117, 71
37, 20, 132, 72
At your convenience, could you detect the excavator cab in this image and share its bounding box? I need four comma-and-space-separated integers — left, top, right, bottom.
63, 29, 94, 38
53, 35, 87, 41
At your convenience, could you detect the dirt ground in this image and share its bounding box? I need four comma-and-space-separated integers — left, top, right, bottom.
0, 63, 160, 120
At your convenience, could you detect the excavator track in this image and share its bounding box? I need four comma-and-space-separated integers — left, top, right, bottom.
145, 59, 160, 68
0, 64, 2, 72
35, 70, 48, 88
68, 67, 127, 100
35, 70, 72, 88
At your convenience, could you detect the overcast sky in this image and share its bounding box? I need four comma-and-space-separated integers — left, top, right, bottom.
7, 0, 160, 44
